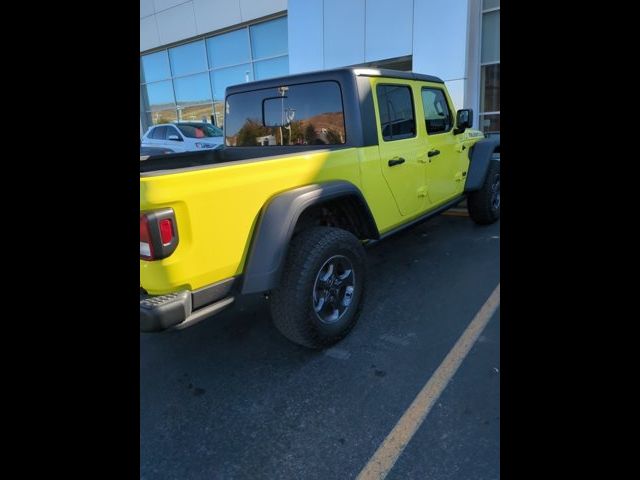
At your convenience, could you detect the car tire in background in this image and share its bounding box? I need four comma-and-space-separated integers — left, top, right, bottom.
270, 227, 367, 349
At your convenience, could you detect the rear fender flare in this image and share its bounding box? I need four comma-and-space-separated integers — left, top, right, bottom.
241, 181, 378, 294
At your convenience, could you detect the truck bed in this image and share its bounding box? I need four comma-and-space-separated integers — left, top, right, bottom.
140, 146, 346, 176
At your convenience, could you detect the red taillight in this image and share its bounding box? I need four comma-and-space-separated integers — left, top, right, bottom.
140, 214, 154, 259
159, 218, 174, 245
140, 209, 179, 261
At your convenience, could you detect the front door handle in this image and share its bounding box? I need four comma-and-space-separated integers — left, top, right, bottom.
427, 149, 440, 158
388, 157, 405, 167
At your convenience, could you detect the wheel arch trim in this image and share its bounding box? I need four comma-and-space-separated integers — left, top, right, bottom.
465, 137, 500, 192
241, 181, 379, 294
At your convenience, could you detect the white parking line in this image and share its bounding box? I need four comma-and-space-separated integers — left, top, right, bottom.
356, 284, 500, 480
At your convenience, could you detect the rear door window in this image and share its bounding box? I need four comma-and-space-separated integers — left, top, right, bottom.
165, 126, 181, 139
376, 84, 416, 141
151, 126, 168, 139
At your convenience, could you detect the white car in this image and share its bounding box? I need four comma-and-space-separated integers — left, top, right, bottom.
141, 122, 224, 152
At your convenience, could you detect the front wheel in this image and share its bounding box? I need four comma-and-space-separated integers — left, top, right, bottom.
467, 159, 500, 225
269, 227, 367, 349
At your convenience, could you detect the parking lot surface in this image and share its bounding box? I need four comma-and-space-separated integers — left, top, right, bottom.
140, 214, 500, 480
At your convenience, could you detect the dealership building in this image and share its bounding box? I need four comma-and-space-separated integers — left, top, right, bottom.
140, 0, 499, 137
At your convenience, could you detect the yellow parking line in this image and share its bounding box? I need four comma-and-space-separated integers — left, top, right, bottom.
356, 284, 501, 480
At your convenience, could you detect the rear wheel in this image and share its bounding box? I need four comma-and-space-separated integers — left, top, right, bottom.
468, 159, 500, 225
270, 227, 367, 349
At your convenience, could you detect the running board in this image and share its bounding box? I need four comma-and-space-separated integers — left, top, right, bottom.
368, 195, 465, 245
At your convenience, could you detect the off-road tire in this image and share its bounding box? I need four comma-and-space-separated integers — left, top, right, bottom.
269, 227, 367, 349
468, 159, 500, 225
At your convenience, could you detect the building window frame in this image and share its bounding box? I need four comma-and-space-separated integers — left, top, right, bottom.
140, 14, 289, 132
479, 1, 499, 135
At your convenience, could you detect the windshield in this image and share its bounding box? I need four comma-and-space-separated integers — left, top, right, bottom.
177, 123, 223, 138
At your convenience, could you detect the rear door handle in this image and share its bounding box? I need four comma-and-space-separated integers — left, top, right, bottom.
427, 149, 440, 158
388, 157, 405, 167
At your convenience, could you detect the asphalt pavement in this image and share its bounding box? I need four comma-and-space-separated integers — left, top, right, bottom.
140, 213, 500, 480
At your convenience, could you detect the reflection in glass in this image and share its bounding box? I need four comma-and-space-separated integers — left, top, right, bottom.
210, 64, 253, 100
213, 101, 225, 128
140, 16, 291, 134
169, 41, 207, 77
149, 108, 178, 125
179, 104, 215, 123
421, 88, 452, 134
480, 113, 500, 134
480, 64, 500, 112
254, 56, 289, 80
207, 29, 250, 69
174, 73, 213, 106
144, 81, 175, 110
481, 10, 500, 63
176, 123, 223, 138
250, 17, 288, 60
225, 81, 345, 147
141, 51, 171, 83
377, 85, 416, 140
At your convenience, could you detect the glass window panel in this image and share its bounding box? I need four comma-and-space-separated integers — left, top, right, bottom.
178, 104, 215, 123
480, 113, 500, 135
142, 112, 153, 131
213, 101, 225, 128
250, 17, 288, 60
165, 126, 181, 139
481, 11, 500, 63
174, 73, 212, 106
144, 81, 175, 111
254, 56, 289, 80
483, 0, 499, 9
421, 88, 453, 134
376, 84, 416, 141
176, 122, 223, 138
480, 64, 500, 113
225, 81, 345, 147
141, 51, 171, 83
147, 126, 160, 139
169, 40, 207, 77
210, 64, 253, 101
149, 109, 178, 125
207, 29, 251, 69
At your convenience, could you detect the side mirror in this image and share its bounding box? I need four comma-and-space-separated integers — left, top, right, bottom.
167, 134, 182, 141
454, 109, 473, 135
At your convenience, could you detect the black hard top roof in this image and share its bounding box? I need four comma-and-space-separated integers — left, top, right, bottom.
351, 68, 444, 84
226, 67, 444, 96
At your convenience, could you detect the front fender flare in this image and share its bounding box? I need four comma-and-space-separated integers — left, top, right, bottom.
465, 138, 500, 192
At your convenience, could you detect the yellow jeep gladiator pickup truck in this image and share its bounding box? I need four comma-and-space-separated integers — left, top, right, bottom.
140, 68, 500, 348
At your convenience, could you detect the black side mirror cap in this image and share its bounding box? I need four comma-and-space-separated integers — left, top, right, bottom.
454, 109, 473, 135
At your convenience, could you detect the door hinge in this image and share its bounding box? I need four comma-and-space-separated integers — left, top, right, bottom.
417, 186, 428, 197
454, 171, 466, 182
